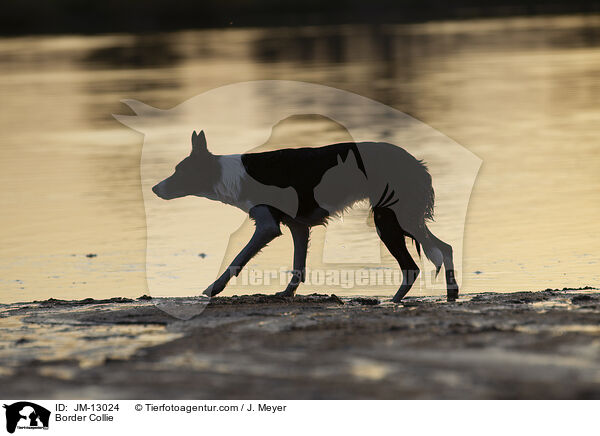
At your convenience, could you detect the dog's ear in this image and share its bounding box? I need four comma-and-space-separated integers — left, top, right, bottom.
191, 130, 208, 155
345, 151, 358, 168
337, 154, 345, 166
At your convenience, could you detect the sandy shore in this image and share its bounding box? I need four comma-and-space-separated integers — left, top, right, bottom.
1, 288, 599, 399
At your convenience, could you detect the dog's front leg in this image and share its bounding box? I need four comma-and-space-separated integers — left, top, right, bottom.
276, 222, 309, 297
203, 205, 282, 297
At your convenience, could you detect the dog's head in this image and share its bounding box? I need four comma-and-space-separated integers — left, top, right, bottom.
152, 130, 220, 200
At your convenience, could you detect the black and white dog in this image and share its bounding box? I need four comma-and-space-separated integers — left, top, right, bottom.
152, 130, 459, 302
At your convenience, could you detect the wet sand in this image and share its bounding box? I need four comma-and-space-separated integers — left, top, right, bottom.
1, 288, 600, 399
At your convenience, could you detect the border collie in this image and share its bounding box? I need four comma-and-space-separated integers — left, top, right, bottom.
152, 130, 459, 302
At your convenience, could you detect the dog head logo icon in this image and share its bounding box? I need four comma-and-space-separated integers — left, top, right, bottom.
3, 402, 50, 434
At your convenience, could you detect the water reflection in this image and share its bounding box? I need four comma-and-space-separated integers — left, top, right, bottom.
0, 15, 599, 302
83, 34, 183, 69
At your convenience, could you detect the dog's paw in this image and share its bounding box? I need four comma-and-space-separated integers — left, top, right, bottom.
446, 286, 459, 302
203, 279, 227, 297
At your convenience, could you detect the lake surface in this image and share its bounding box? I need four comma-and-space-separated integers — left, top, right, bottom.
1, 15, 599, 302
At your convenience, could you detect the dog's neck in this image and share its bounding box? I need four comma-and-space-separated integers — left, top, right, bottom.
204, 154, 248, 210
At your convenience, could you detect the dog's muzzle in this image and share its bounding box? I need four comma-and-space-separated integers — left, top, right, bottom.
152, 182, 169, 199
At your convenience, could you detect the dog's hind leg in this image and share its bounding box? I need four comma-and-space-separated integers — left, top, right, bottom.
276, 221, 309, 297
373, 207, 420, 303
203, 205, 282, 297
425, 226, 459, 301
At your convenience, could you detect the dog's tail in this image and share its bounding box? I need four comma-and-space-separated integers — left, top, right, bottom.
397, 157, 434, 257
405, 226, 442, 276
417, 159, 435, 223
405, 233, 422, 257
401, 159, 440, 272
411, 160, 444, 275
411, 224, 442, 276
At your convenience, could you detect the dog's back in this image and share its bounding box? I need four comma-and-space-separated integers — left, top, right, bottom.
241, 141, 433, 227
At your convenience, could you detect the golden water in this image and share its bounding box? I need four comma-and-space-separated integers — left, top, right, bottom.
1, 15, 599, 303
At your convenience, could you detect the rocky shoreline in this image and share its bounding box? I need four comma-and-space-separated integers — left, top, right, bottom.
1, 288, 599, 399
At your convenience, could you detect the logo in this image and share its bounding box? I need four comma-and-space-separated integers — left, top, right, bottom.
3, 402, 50, 434
115, 80, 480, 319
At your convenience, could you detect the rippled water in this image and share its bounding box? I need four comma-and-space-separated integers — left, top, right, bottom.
1, 15, 599, 302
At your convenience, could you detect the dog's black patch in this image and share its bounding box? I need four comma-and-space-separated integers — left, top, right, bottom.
241, 142, 365, 224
